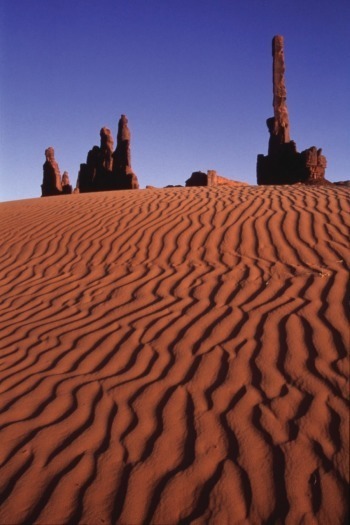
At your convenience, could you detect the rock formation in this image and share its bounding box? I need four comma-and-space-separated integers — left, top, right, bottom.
61, 171, 73, 194
41, 148, 73, 196
100, 127, 114, 171
41, 147, 62, 196
271, 36, 290, 147
77, 115, 139, 193
186, 170, 246, 187
257, 36, 328, 185
113, 115, 131, 173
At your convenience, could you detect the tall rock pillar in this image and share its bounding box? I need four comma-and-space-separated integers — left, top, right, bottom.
257, 35, 328, 185
271, 35, 290, 148
41, 147, 73, 196
113, 114, 139, 189
41, 147, 63, 196
113, 115, 132, 172
77, 114, 139, 192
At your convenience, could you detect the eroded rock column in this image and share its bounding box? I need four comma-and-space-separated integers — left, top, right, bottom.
272, 35, 290, 147
41, 147, 63, 196
257, 35, 328, 185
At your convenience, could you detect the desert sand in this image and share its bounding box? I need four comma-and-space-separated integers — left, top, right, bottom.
0, 184, 349, 525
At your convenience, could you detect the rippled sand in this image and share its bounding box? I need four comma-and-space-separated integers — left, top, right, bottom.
0, 185, 349, 524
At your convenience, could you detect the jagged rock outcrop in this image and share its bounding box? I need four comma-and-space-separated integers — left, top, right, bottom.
333, 180, 350, 187
41, 147, 62, 196
41, 147, 72, 196
113, 115, 131, 173
186, 170, 247, 187
61, 171, 73, 194
271, 36, 290, 147
77, 115, 139, 193
257, 36, 328, 185
100, 127, 114, 171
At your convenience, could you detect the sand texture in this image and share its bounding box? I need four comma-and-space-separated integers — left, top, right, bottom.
0, 185, 349, 525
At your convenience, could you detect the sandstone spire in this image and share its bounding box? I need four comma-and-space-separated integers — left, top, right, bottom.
100, 127, 114, 171
41, 148, 73, 196
113, 114, 132, 172
257, 36, 328, 185
272, 35, 290, 145
61, 171, 73, 194
112, 114, 139, 189
77, 114, 139, 192
41, 147, 63, 196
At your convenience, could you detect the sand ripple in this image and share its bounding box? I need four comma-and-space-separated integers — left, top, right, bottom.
0, 185, 349, 524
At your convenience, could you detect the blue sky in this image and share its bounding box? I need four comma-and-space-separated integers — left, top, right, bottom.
0, 0, 349, 201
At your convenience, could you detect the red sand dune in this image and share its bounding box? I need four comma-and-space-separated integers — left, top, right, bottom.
0, 185, 349, 524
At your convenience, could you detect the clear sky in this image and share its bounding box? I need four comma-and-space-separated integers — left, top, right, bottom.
0, 0, 349, 201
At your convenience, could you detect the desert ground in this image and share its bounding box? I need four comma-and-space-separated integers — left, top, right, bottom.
0, 184, 349, 525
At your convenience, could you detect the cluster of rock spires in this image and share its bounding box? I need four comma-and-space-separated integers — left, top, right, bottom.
41, 36, 329, 196
257, 36, 328, 185
77, 115, 139, 192
41, 147, 73, 196
41, 115, 139, 196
